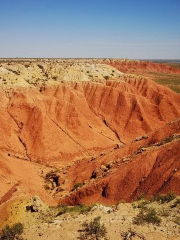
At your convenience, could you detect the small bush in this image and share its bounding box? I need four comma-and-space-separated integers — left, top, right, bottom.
69, 204, 93, 214
79, 216, 108, 240
0, 223, 24, 240
73, 182, 83, 191
56, 205, 68, 216
133, 208, 161, 225
132, 198, 149, 210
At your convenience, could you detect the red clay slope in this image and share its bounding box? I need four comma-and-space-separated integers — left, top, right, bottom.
60, 118, 180, 205
0, 61, 180, 205
0, 78, 180, 168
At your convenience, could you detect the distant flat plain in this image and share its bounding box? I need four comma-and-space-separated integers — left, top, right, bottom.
138, 59, 180, 93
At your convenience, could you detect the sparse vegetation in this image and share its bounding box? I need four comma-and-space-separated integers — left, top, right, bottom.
56, 204, 93, 216
158, 135, 178, 145
56, 205, 68, 216
79, 216, 108, 240
133, 207, 161, 225
73, 182, 84, 191
148, 71, 180, 93
151, 193, 176, 204
69, 204, 93, 214
139, 134, 180, 150
0, 223, 24, 240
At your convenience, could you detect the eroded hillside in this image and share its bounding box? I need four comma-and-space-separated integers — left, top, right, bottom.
0, 59, 180, 239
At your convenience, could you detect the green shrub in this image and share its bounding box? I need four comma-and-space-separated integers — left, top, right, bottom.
133, 208, 161, 225
73, 182, 83, 191
69, 204, 93, 214
56, 204, 93, 216
56, 205, 68, 216
132, 198, 149, 210
151, 193, 176, 204
79, 216, 108, 240
0, 223, 24, 240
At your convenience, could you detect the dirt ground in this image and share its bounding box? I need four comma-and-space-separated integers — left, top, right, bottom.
1, 196, 180, 240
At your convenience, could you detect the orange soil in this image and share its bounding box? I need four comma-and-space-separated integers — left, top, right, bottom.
0, 60, 180, 208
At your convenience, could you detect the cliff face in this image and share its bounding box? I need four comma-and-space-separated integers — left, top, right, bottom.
0, 59, 180, 206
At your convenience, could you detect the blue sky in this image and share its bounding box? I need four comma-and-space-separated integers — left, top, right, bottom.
0, 0, 180, 58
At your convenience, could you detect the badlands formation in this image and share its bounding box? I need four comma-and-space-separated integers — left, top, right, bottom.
0, 58, 180, 239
